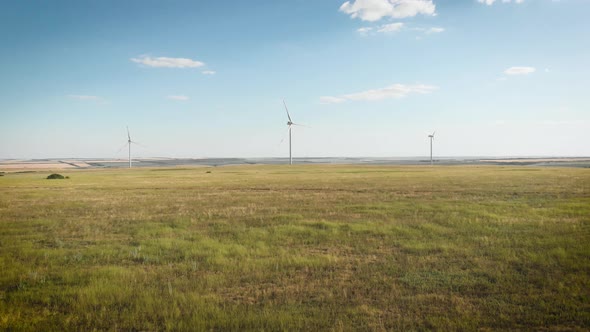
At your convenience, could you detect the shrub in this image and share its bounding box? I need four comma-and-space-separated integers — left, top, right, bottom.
47, 173, 65, 179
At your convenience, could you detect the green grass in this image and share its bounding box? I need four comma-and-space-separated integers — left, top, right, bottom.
0, 165, 589, 331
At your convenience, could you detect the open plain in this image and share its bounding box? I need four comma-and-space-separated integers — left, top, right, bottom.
0, 165, 589, 330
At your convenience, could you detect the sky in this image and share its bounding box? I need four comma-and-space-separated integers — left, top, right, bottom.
1, 0, 589, 159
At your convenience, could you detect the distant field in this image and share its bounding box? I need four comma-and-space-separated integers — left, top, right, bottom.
2, 156, 590, 170
0, 165, 588, 330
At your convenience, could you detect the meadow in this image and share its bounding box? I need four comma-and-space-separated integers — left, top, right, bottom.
0, 165, 588, 331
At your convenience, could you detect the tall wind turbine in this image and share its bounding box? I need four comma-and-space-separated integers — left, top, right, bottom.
126, 127, 135, 168
115, 127, 142, 168
283, 100, 304, 165
428, 131, 436, 165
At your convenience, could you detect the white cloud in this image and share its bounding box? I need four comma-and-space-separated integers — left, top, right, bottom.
167, 95, 189, 101
411, 26, 445, 34
67, 95, 102, 101
321, 83, 438, 103
478, 0, 525, 5
358, 22, 404, 36
377, 22, 404, 33
340, 0, 436, 22
357, 27, 374, 35
202, 70, 216, 75
426, 27, 444, 34
358, 23, 443, 36
131, 55, 205, 68
504, 66, 536, 75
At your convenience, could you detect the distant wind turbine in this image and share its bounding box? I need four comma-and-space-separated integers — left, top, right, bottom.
282, 100, 306, 165
125, 127, 138, 168
428, 131, 436, 165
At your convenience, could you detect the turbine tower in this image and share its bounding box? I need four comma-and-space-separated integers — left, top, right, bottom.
283, 100, 304, 165
125, 127, 138, 168
428, 131, 436, 165
127, 127, 132, 168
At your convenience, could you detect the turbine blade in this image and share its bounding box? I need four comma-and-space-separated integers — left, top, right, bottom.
131, 141, 147, 148
279, 125, 291, 145
127, 126, 131, 141
432, 131, 436, 136
292, 122, 310, 128
283, 100, 293, 122
115, 142, 128, 155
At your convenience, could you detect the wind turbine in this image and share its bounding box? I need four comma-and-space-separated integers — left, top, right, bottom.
126, 127, 136, 168
428, 131, 436, 165
282, 100, 304, 165
115, 127, 142, 168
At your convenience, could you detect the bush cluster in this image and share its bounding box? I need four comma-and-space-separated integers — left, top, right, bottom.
47, 173, 68, 179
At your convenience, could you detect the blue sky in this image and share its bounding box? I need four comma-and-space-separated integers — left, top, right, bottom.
1, 0, 589, 159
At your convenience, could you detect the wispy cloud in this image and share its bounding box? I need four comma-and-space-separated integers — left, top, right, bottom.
202, 70, 216, 75
357, 27, 373, 35
167, 95, 189, 101
478, 0, 525, 5
358, 23, 404, 36
356, 22, 404, 36
425, 27, 444, 34
321, 83, 438, 104
340, 0, 436, 22
504, 66, 536, 75
359, 24, 443, 36
68, 95, 101, 101
131, 55, 205, 68
412, 26, 445, 35
377, 22, 404, 33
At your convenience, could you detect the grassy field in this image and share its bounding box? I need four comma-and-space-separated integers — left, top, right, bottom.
0, 165, 589, 331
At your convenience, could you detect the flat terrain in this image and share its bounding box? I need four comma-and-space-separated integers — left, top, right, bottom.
2, 156, 590, 169
0, 165, 589, 330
